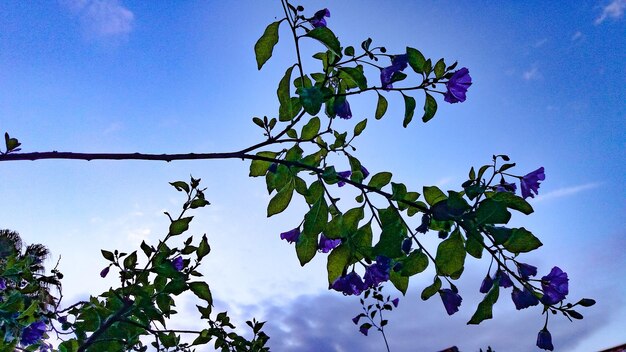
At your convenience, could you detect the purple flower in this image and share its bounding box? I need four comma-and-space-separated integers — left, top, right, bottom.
444, 68, 472, 104
517, 262, 538, 280
331, 271, 366, 296
268, 163, 278, 174
496, 270, 514, 288
310, 8, 330, 28
380, 54, 409, 90
334, 98, 352, 119
352, 315, 361, 324
401, 238, 412, 254
511, 286, 539, 310
280, 228, 301, 243
337, 170, 352, 187
20, 321, 46, 346
0, 278, 6, 290
391, 297, 400, 308
99, 266, 110, 278
541, 266, 568, 305
520, 167, 545, 199
360, 166, 370, 179
479, 274, 493, 294
495, 181, 517, 193
439, 289, 463, 315
172, 256, 184, 271
318, 234, 341, 253
364, 256, 391, 288
537, 328, 554, 351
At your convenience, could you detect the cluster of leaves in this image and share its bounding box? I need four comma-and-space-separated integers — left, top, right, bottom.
249, 2, 594, 350
1, 178, 269, 351
0, 229, 60, 351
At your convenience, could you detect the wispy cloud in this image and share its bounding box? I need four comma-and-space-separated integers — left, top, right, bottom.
534, 182, 601, 202
595, 0, 626, 24
60, 0, 134, 38
533, 38, 549, 48
571, 31, 584, 42
522, 66, 541, 81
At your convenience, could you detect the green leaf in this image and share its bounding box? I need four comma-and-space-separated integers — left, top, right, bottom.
435, 229, 466, 276
170, 217, 193, 236
421, 276, 442, 300
354, 119, 367, 137
373, 208, 406, 258
375, 93, 388, 120
368, 172, 392, 189
169, 181, 190, 193
406, 47, 426, 74
297, 86, 324, 115
490, 192, 534, 215
190, 198, 210, 209
267, 182, 294, 217
140, 241, 153, 258
123, 251, 137, 269
391, 182, 408, 201
468, 282, 500, 325
189, 281, 213, 304
488, 226, 512, 245
344, 46, 355, 56
401, 249, 429, 276
422, 93, 438, 122
305, 27, 342, 57
196, 234, 211, 261
254, 20, 281, 70
278, 66, 299, 121
476, 199, 511, 225
298, 198, 328, 266
163, 278, 187, 295
503, 227, 543, 254
101, 249, 115, 262
59, 340, 79, 352
465, 230, 484, 259
327, 244, 350, 285
249, 151, 278, 177
301, 117, 321, 140
423, 186, 447, 206
390, 270, 409, 295
338, 66, 367, 90
434, 58, 446, 79
402, 94, 416, 128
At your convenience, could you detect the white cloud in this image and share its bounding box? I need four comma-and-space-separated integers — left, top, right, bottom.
533, 38, 548, 48
534, 182, 601, 202
571, 31, 584, 42
595, 0, 626, 24
522, 66, 541, 81
60, 0, 134, 38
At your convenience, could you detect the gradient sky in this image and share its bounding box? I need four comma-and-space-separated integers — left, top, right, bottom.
1, 1, 625, 351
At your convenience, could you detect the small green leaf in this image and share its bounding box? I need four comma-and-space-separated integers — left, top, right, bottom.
476, 199, 511, 225
327, 244, 350, 285
101, 250, 115, 262
465, 230, 484, 259
169, 181, 190, 193
435, 228, 466, 276
344, 46, 355, 56
434, 58, 446, 79
368, 172, 392, 189
301, 117, 321, 140
391, 182, 407, 201
123, 251, 137, 269
249, 151, 278, 177
305, 27, 342, 57
375, 93, 388, 120
402, 94, 416, 128
421, 276, 442, 300
189, 281, 213, 304
490, 192, 534, 215
278, 66, 298, 121
254, 20, 281, 70
422, 93, 438, 122
170, 217, 193, 236
354, 119, 367, 137
297, 86, 324, 115
503, 227, 543, 254
467, 282, 500, 325
267, 182, 294, 217
407, 47, 426, 74
423, 186, 447, 206
196, 234, 211, 261
338, 66, 367, 90
390, 270, 409, 295
401, 249, 429, 276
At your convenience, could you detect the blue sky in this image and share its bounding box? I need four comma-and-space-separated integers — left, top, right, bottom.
1, 1, 625, 351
